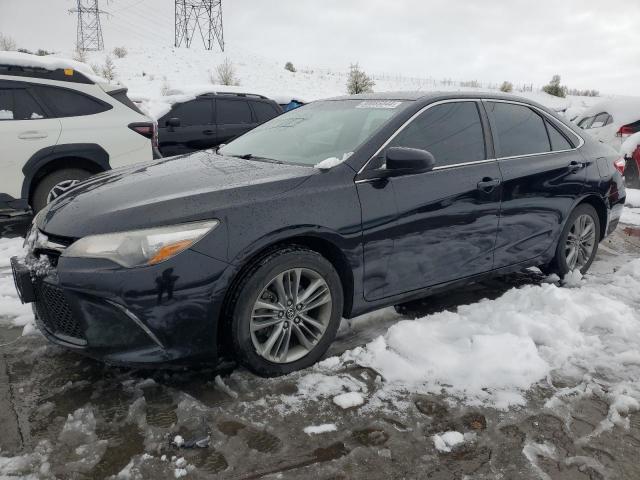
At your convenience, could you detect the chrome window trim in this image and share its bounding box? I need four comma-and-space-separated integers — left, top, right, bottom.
355, 97, 585, 178
483, 99, 585, 159
354, 158, 498, 184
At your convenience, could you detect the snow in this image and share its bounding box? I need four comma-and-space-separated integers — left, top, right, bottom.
0, 238, 34, 330
0, 50, 107, 84
621, 132, 640, 157
622, 188, 640, 226
324, 257, 640, 414
432, 431, 465, 452
304, 424, 338, 435
172, 435, 184, 447
333, 391, 365, 409
315, 152, 353, 170
0, 109, 13, 120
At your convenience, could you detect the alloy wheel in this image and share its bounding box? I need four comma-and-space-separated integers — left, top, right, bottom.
47, 179, 80, 204
250, 268, 332, 364
565, 214, 596, 270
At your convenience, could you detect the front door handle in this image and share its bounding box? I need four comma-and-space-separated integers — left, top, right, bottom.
202, 129, 214, 135
568, 160, 585, 173
477, 177, 501, 192
18, 131, 47, 140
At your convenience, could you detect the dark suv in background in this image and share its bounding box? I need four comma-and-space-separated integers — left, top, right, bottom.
157, 92, 282, 156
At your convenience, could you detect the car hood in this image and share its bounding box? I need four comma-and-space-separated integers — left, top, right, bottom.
38, 150, 314, 238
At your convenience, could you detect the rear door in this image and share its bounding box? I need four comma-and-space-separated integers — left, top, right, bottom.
0, 81, 61, 199
357, 100, 502, 300
250, 100, 281, 125
215, 97, 257, 144
485, 100, 586, 269
157, 98, 215, 156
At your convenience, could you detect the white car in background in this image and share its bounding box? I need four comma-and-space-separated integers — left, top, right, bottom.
573, 97, 640, 150
0, 52, 159, 235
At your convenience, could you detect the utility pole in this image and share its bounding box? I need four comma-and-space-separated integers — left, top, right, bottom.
175, 0, 224, 51
70, 0, 105, 51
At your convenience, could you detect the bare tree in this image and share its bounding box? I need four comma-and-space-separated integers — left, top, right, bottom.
0, 33, 16, 51
112, 46, 127, 58
346, 63, 375, 94
213, 58, 240, 86
100, 55, 116, 81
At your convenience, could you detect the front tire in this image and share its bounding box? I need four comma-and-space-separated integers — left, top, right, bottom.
229, 247, 343, 377
31, 168, 93, 213
545, 203, 600, 276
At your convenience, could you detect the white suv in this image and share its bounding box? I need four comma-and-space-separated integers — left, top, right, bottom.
0, 52, 158, 234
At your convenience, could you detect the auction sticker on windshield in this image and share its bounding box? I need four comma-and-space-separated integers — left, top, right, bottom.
356, 100, 403, 109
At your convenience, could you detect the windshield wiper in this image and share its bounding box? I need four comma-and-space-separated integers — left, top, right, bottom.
230, 153, 284, 164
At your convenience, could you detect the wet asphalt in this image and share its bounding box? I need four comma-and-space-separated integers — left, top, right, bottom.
1, 226, 640, 479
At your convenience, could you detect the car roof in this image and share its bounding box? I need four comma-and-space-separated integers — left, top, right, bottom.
326, 90, 540, 104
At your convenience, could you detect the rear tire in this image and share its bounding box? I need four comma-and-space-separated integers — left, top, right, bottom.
544, 203, 600, 276
31, 168, 92, 213
228, 246, 343, 377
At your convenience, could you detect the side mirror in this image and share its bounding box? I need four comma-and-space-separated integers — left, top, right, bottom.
167, 117, 181, 128
385, 147, 436, 175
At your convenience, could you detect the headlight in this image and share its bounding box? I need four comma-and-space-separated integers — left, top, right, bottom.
62, 220, 219, 268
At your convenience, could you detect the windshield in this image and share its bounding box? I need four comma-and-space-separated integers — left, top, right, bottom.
219, 99, 410, 166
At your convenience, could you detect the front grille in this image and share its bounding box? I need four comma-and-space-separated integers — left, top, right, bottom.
34, 282, 86, 344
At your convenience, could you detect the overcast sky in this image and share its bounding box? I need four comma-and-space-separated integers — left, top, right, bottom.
1, 0, 639, 95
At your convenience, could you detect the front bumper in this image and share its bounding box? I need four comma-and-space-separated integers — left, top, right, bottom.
11, 246, 232, 366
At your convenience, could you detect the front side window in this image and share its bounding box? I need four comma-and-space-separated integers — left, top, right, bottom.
591, 112, 612, 129
163, 99, 212, 126
387, 101, 486, 166
488, 102, 550, 157
35, 85, 110, 117
578, 116, 594, 129
219, 100, 410, 166
0, 88, 46, 120
217, 99, 253, 125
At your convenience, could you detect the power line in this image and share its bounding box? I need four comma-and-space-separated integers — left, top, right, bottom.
69, 0, 106, 51
175, 0, 224, 51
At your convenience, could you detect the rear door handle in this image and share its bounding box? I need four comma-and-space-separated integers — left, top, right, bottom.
477, 177, 501, 192
202, 129, 215, 135
18, 131, 47, 140
569, 160, 585, 172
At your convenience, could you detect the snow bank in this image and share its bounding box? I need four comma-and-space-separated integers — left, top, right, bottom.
334, 258, 640, 411
576, 97, 640, 129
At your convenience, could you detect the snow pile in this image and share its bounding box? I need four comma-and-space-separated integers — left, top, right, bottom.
0, 440, 52, 479
432, 431, 466, 453
327, 258, 640, 413
59, 407, 108, 473
303, 424, 338, 435
314, 152, 353, 170
333, 391, 365, 409
622, 188, 640, 226
621, 132, 640, 158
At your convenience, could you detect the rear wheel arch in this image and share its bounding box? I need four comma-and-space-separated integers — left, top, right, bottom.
577, 194, 607, 241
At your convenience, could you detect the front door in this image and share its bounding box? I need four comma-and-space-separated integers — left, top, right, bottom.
157, 98, 215, 156
357, 100, 502, 300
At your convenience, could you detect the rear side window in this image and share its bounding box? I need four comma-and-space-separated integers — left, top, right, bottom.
590, 112, 612, 128
388, 101, 486, 166
578, 116, 594, 129
35, 85, 110, 117
217, 99, 253, 124
488, 102, 550, 157
251, 101, 279, 123
546, 120, 573, 151
163, 99, 212, 126
108, 89, 144, 114
0, 88, 47, 120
